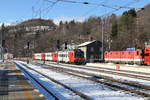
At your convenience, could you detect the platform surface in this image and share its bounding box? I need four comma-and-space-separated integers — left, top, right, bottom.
0, 60, 46, 100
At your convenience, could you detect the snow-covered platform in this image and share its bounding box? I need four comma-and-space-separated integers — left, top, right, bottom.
0, 60, 46, 100
86, 63, 150, 73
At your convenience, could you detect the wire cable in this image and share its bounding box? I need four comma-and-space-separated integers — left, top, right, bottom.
83, 0, 141, 17
41, 0, 60, 17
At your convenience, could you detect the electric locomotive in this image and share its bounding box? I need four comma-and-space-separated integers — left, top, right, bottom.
104, 46, 150, 65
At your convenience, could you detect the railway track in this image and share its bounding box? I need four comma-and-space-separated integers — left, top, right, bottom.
14, 62, 59, 100
32, 61, 150, 98
63, 63, 150, 75
14, 62, 93, 100
45, 61, 150, 81
35, 60, 150, 80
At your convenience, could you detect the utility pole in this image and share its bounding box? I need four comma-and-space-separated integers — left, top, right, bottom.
101, 18, 104, 62
56, 40, 60, 64
39, 8, 42, 19
32, 6, 34, 18
0, 25, 2, 61
1, 24, 5, 62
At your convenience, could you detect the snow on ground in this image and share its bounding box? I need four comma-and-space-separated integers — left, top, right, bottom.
14, 61, 83, 100
42, 61, 150, 87
14, 60, 147, 100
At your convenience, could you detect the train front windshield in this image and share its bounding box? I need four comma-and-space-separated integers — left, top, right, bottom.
74, 50, 84, 58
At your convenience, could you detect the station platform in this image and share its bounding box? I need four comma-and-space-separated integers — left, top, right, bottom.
87, 63, 150, 73
0, 60, 46, 100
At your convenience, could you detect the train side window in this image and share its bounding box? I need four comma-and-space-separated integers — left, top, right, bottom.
137, 51, 139, 55
145, 53, 149, 56
129, 52, 130, 55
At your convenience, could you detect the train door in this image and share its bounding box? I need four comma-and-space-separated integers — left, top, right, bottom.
68, 52, 74, 63
144, 47, 150, 65
64, 51, 68, 63
52, 53, 58, 62
41, 53, 45, 60
104, 52, 109, 62
33, 54, 35, 60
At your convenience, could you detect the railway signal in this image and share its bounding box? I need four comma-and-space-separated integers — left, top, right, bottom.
65, 41, 67, 49
56, 40, 60, 50
27, 41, 30, 64
2, 40, 5, 48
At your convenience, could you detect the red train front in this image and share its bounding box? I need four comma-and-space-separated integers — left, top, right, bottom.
70, 49, 85, 64
144, 47, 150, 65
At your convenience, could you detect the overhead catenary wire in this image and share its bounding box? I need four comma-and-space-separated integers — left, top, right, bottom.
42, 0, 121, 18
45, 0, 123, 9
42, 0, 141, 18
39, 0, 60, 17
101, 0, 141, 17
32, 0, 44, 18
83, 0, 141, 17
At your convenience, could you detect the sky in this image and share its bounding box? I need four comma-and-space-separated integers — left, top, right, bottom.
0, 0, 149, 25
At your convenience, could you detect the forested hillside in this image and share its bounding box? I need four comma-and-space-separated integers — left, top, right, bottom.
1, 3, 150, 57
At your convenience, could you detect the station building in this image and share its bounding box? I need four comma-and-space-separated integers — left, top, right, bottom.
78, 40, 102, 62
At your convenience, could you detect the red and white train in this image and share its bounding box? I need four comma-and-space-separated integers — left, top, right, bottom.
33, 45, 150, 65
104, 46, 150, 65
33, 49, 85, 64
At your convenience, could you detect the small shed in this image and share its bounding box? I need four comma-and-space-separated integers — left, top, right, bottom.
78, 40, 102, 62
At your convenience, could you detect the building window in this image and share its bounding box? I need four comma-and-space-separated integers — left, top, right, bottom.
90, 55, 94, 59
91, 47, 94, 52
